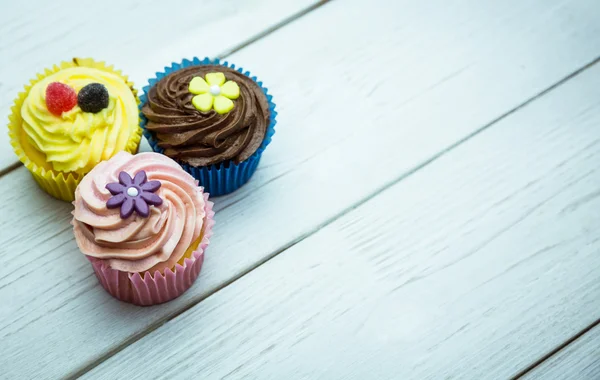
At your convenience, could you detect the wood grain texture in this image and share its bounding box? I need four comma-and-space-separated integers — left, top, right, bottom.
0, 0, 321, 170
524, 324, 600, 379
1, 0, 600, 378
86, 61, 600, 380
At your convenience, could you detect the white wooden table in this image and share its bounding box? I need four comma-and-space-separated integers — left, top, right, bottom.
1, 0, 600, 378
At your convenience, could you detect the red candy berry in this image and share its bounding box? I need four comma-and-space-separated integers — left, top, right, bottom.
45, 82, 77, 116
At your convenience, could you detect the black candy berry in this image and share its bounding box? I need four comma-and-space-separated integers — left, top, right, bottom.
77, 83, 109, 113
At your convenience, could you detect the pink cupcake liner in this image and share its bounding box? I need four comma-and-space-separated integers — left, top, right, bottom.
87, 192, 215, 306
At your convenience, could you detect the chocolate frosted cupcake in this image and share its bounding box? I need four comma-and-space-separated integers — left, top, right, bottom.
140, 58, 276, 196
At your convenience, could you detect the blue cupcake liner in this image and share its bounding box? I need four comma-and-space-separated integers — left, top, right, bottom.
139, 57, 277, 196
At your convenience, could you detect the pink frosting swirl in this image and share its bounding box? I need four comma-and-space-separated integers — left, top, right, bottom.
72, 151, 206, 273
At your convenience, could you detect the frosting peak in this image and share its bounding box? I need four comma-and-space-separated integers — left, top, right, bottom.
72, 152, 206, 273
142, 65, 270, 166
20, 66, 139, 173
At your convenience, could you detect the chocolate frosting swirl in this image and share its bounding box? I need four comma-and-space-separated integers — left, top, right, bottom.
142, 65, 270, 166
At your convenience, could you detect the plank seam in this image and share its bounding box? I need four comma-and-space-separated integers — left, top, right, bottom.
0, 161, 20, 177
512, 318, 600, 379
217, 0, 332, 58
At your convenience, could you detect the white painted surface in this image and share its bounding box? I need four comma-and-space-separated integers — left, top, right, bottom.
87, 61, 600, 380
0, 0, 599, 378
0, 0, 320, 170
524, 325, 600, 380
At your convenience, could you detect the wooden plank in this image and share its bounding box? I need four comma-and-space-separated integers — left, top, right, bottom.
0, 0, 322, 171
1, 0, 600, 377
524, 324, 600, 380
86, 60, 600, 379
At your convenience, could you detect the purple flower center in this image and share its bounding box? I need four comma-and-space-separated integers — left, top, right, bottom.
105, 170, 163, 219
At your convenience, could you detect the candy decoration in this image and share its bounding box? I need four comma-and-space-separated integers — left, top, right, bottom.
78, 83, 109, 113
45, 82, 77, 116
105, 170, 162, 219
189, 73, 239, 114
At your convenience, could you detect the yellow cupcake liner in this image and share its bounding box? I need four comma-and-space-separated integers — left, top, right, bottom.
7, 58, 142, 202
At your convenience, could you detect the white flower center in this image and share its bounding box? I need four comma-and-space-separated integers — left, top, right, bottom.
126, 187, 139, 197
209, 85, 221, 96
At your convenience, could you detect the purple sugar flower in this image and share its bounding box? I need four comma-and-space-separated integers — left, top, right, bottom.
105, 170, 163, 219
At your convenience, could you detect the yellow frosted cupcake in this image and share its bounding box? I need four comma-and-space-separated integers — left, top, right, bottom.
7, 58, 142, 201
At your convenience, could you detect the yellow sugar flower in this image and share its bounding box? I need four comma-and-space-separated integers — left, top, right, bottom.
188, 72, 240, 114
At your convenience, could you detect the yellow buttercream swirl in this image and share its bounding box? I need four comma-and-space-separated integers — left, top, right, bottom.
20, 67, 138, 173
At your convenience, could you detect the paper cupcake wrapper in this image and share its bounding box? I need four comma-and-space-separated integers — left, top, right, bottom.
87, 192, 215, 306
7, 58, 143, 202
140, 57, 277, 196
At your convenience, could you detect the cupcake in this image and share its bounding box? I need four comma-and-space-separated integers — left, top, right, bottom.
8, 58, 142, 201
72, 151, 214, 306
140, 58, 276, 196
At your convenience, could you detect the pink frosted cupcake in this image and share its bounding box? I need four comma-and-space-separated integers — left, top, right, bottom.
72, 151, 214, 306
